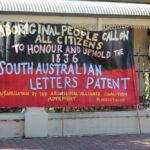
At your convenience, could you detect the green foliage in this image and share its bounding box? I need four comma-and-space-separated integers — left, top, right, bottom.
0, 107, 23, 113
144, 72, 150, 100
45, 106, 129, 113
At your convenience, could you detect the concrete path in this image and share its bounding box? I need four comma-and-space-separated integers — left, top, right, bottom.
0, 134, 150, 150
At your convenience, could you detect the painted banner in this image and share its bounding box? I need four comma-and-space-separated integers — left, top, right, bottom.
0, 22, 139, 107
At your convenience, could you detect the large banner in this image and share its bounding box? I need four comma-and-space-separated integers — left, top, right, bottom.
0, 22, 139, 107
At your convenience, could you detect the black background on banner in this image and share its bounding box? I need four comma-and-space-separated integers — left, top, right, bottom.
0, 22, 133, 71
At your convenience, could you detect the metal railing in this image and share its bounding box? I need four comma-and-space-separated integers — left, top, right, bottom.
135, 49, 150, 108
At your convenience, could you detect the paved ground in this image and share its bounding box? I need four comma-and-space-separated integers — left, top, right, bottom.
0, 134, 150, 150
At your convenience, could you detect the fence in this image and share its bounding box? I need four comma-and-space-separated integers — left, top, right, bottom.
0, 109, 150, 138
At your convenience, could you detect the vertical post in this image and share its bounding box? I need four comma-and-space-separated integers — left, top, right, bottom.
143, 62, 145, 104
61, 107, 65, 137
97, 17, 102, 31
136, 48, 142, 134
138, 48, 141, 97
25, 107, 48, 138
149, 63, 150, 101
136, 105, 142, 134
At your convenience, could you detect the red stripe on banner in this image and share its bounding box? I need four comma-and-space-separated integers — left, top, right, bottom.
0, 67, 139, 107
